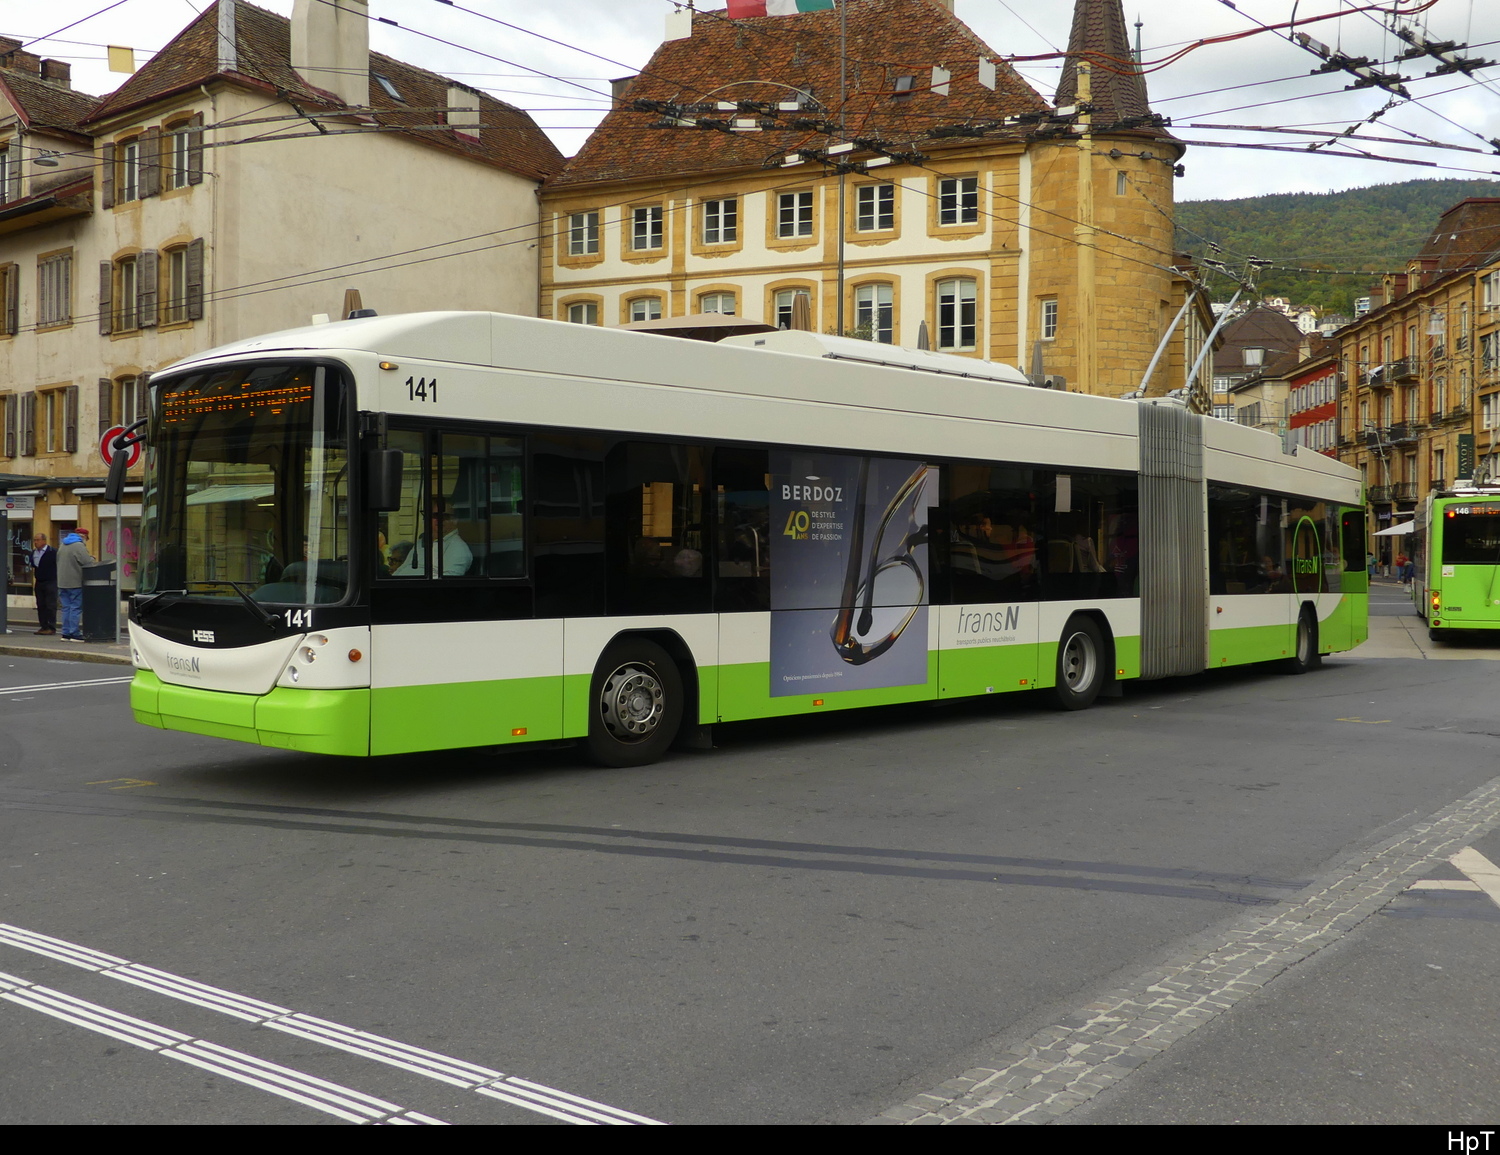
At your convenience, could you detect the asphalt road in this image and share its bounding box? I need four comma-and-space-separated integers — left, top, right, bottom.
1, 586, 1497, 1125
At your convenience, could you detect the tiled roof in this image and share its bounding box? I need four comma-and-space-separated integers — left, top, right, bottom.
1055, 0, 1151, 124
554, 0, 1047, 188
82, 1, 562, 181
0, 59, 98, 137
1416, 198, 1500, 275
1213, 306, 1304, 375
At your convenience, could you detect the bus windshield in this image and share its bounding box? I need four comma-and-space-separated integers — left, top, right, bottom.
138, 361, 352, 605
1442, 503, 1500, 566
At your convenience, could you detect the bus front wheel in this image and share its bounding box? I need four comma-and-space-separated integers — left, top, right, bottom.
586, 640, 684, 767
1049, 616, 1105, 711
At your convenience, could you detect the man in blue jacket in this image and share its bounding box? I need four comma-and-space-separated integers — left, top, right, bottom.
31, 533, 57, 635
57, 529, 95, 642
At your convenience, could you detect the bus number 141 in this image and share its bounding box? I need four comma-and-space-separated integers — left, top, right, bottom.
406, 376, 438, 402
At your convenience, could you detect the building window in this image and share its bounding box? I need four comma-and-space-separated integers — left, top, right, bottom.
1244, 347, 1264, 367
1116, 171, 1128, 196
701, 198, 737, 245
37, 252, 72, 327
0, 142, 16, 204
632, 206, 664, 251
777, 191, 813, 238
1041, 298, 1058, 341
855, 184, 894, 232
698, 292, 736, 315
116, 257, 139, 331
937, 177, 978, 225
773, 288, 812, 331
0, 262, 16, 336
118, 137, 142, 203
167, 122, 192, 189
853, 283, 894, 343
37, 386, 77, 455
936, 277, 977, 351
628, 297, 662, 323
566, 301, 599, 325
567, 211, 599, 256
1433, 448, 1446, 487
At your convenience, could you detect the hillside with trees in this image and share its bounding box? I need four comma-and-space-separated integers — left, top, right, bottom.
1175, 179, 1500, 315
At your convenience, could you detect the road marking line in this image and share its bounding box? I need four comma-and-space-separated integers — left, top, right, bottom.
85, 779, 157, 790
1407, 879, 1483, 891
0, 971, 443, 1125
0, 923, 663, 1125
0, 677, 133, 697
1336, 717, 1390, 724
1451, 847, 1500, 909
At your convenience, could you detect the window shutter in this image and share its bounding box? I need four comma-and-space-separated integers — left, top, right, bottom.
64, 385, 78, 454
98, 378, 114, 437
140, 127, 161, 197
1, 263, 16, 336
20, 391, 35, 457
187, 113, 204, 185
98, 261, 113, 335
3, 396, 15, 458
138, 249, 158, 328
185, 238, 205, 320
100, 143, 115, 209
3, 153, 18, 203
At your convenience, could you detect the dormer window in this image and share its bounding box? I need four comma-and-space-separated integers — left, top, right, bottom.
373, 74, 404, 102
1243, 347, 1264, 367
892, 75, 915, 101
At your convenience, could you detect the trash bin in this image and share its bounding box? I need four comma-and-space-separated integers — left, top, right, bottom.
82, 561, 117, 642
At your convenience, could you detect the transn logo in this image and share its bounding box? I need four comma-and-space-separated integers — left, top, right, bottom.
783, 509, 810, 540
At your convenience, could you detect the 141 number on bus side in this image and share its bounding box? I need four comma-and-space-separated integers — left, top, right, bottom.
405, 376, 438, 403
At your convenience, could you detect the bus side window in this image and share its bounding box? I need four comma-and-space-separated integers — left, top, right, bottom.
607, 441, 711, 615
533, 435, 606, 617
714, 448, 771, 612
379, 429, 427, 577
941, 464, 1038, 604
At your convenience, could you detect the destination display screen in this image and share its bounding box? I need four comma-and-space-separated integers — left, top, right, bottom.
160, 375, 316, 426
1447, 504, 1500, 517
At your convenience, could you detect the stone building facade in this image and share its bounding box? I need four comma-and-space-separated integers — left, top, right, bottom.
541, 0, 1212, 406
0, 0, 561, 598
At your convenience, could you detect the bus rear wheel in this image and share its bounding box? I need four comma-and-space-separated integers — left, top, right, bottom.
586, 640, 683, 767
1284, 608, 1320, 674
1049, 616, 1105, 711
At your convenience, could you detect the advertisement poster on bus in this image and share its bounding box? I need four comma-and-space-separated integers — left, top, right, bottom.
768, 451, 934, 697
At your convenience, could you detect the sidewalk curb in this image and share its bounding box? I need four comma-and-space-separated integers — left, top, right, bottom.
0, 642, 132, 666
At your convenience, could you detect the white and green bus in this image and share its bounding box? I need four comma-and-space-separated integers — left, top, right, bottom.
124, 311, 1367, 766
1413, 487, 1500, 641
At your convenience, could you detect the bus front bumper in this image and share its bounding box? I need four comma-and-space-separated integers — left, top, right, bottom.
131, 671, 370, 756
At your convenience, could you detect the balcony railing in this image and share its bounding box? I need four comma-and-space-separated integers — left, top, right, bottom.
1390, 358, 1419, 383
1394, 482, 1419, 502
1386, 422, 1419, 444
1368, 485, 1393, 503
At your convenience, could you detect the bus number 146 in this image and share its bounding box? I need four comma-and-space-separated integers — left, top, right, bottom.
406, 376, 438, 402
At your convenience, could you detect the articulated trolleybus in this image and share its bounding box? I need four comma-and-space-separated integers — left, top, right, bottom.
124, 311, 1367, 766
1412, 482, 1500, 640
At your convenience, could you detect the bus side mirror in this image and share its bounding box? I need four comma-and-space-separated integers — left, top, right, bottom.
367, 448, 403, 511
103, 420, 147, 504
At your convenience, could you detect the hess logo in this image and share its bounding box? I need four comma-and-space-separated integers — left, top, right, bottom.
192, 629, 215, 643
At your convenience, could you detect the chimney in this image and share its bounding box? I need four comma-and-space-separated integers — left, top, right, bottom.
0, 38, 43, 76
291, 0, 370, 107
40, 59, 71, 87
610, 76, 636, 108
446, 86, 481, 141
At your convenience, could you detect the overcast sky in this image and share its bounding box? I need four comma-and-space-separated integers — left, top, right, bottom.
9, 0, 1499, 202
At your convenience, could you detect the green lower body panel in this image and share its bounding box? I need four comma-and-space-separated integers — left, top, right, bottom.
369, 676, 565, 755
1208, 621, 1293, 668
938, 643, 1041, 698
1318, 594, 1367, 653
131, 671, 373, 756
716, 654, 939, 722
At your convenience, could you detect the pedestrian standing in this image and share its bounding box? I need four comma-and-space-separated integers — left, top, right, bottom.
31, 534, 57, 635
56, 529, 95, 641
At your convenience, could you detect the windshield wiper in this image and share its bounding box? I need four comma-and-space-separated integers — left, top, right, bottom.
227, 581, 280, 630
134, 590, 186, 621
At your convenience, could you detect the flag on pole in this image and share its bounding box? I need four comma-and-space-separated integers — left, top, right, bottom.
726, 1, 835, 17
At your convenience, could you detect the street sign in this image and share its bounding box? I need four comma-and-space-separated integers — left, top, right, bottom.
100, 426, 141, 469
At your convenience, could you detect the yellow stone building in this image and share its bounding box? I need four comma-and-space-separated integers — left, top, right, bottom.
541, 0, 1211, 406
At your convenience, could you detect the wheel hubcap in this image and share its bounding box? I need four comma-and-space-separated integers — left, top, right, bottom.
600, 663, 664, 741
1061, 632, 1097, 691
